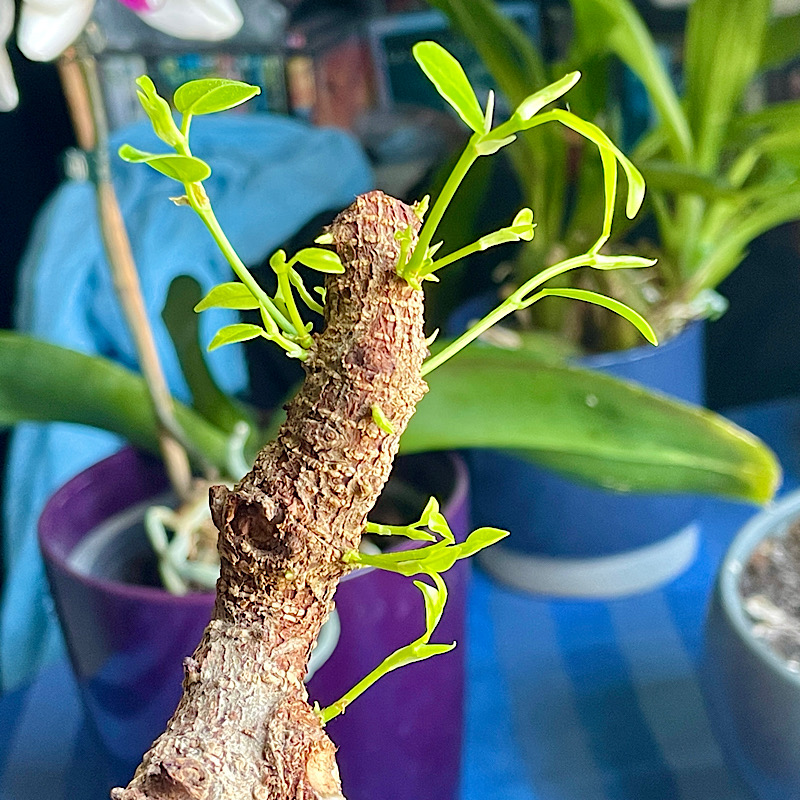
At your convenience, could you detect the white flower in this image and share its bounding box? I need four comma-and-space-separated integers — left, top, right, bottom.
0, 0, 243, 111
129, 0, 243, 41
0, 0, 17, 111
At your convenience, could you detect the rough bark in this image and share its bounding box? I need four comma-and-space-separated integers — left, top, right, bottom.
111, 191, 427, 800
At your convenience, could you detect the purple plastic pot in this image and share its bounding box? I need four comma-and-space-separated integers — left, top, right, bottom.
39, 447, 469, 800
472, 322, 706, 597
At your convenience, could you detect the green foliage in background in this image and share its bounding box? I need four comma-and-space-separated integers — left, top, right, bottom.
428, 0, 800, 350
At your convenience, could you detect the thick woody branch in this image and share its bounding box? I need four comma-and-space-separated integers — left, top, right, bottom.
112, 191, 428, 800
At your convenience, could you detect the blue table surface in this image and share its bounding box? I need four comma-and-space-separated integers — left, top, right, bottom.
4, 398, 800, 800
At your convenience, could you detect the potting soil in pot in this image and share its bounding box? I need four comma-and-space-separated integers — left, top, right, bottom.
741, 521, 800, 668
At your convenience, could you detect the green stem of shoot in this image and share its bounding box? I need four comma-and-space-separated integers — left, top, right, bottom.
404, 142, 480, 280
421, 253, 593, 375
317, 660, 389, 724
421, 240, 482, 276
173, 123, 306, 355
186, 191, 303, 356
277, 262, 313, 348
180, 111, 193, 141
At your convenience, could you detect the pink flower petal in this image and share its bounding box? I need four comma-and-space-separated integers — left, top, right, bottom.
115, 0, 162, 12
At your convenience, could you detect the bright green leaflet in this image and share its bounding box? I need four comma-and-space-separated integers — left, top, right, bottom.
392, 41, 653, 375
119, 76, 342, 361
317, 501, 508, 724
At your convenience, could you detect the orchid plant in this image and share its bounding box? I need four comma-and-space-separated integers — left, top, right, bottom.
428, 0, 800, 353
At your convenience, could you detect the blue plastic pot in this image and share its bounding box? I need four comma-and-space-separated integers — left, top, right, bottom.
472, 322, 705, 597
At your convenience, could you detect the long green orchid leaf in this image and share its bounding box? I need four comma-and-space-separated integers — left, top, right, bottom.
162, 275, 259, 436
640, 162, 737, 200
733, 99, 800, 135
0, 332, 232, 471
0, 333, 781, 504
760, 12, 800, 71
687, 189, 800, 295
403, 347, 781, 503
683, 0, 771, 171
569, 0, 692, 163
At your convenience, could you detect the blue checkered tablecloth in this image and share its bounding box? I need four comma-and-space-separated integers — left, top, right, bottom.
4, 398, 798, 800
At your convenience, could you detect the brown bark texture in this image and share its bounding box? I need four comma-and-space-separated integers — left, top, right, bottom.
111, 191, 428, 800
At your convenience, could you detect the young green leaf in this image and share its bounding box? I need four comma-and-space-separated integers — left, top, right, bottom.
292, 247, 345, 273
371, 404, 395, 434
132, 77, 178, 145
474, 228, 523, 250
412, 40, 485, 133
421, 208, 535, 277
287, 270, 325, 315
268, 249, 288, 274
134, 76, 184, 149
425, 512, 455, 544
207, 323, 265, 351
173, 78, 261, 116
519, 109, 646, 220
511, 207, 534, 234
456, 526, 509, 558
413, 195, 431, 220
194, 282, 259, 312
352, 547, 439, 576
428, 515, 454, 543
474, 134, 518, 156
513, 71, 581, 122
591, 254, 657, 270
473, 208, 535, 247
418, 546, 460, 575
538, 288, 658, 345
353, 512, 508, 578
418, 496, 439, 524
415, 575, 448, 634
118, 144, 211, 183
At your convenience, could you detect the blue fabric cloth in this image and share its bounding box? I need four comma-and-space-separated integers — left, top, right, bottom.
0, 114, 373, 690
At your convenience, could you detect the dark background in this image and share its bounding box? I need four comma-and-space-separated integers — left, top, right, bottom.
0, 42, 74, 577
